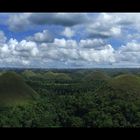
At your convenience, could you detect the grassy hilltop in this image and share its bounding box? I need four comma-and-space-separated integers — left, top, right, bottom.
0, 72, 38, 106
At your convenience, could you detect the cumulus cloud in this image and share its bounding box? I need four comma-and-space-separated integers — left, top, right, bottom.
7, 13, 90, 31
0, 31, 7, 43
127, 33, 140, 40
0, 34, 40, 67
7, 13, 31, 32
120, 40, 140, 52
29, 13, 90, 26
3, 13, 140, 68
85, 13, 140, 40
0, 31, 135, 68
39, 40, 116, 65
27, 30, 54, 42
86, 13, 122, 39
79, 39, 105, 49
78, 45, 116, 63
15, 40, 39, 57
61, 27, 75, 38
114, 40, 140, 64
6, 13, 140, 40
87, 26, 121, 38
52, 38, 77, 48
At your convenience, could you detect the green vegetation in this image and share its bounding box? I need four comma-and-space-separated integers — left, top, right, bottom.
0, 72, 38, 106
0, 68, 140, 127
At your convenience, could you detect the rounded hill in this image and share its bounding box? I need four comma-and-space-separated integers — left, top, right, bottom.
110, 74, 140, 91
0, 72, 38, 106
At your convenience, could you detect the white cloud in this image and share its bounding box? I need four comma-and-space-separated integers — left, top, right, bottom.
21, 60, 30, 65
40, 39, 115, 65
28, 13, 90, 26
85, 13, 140, 40
113, 40, 140, 66
15, 40, 39, 57
110, 27, 121, 36
4, 13, 140, 68
78, 44, 115, 63
79, 38, 105, 48
0, 33, 119, 68
0, 34, 40, 67
0, 31, 7, 43
7, 13, 90, 32
61, 27, 75, 38
53, 38, 66, 47
27, 30, 54, 42
7, 13, 31, 31
87, 23, 122, 38
127, 33, 140, 40
52, 38, 77, 48
120, 40, 140, 52
0, 44, 10, 58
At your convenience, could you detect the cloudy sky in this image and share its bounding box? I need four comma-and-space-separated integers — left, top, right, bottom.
0, 13, 140, 68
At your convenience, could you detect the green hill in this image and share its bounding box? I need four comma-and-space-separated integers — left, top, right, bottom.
21, 70, 43, 79
83, 71, 110, 82
80, 71, 110, 91
94, 73, 140, 102
44, 71, 72, 83
22, 70, 37, 77
110, 74, 140, 91
0, 72, 38, 106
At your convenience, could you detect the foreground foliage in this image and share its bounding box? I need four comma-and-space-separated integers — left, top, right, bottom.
0, 69, 140, 127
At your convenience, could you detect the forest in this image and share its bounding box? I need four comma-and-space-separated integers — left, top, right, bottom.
0, 68, 140, 127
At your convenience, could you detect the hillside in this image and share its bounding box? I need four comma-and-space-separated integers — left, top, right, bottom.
83, 70, 110, 82
110, 74, 140, 91
1, 69, 140, 127
0, 72, 38, 106
93, 73, 140, 103
44, 71, 72, 83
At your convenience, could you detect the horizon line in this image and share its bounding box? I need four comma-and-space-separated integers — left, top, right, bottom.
0, 67, 140, 69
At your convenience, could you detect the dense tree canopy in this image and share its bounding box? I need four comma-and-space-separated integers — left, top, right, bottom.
0, 69, 140, 127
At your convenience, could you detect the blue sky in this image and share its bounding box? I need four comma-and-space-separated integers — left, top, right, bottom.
0, 13, 140, 68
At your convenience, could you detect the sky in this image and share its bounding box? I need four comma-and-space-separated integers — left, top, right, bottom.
0, 13, 140, 68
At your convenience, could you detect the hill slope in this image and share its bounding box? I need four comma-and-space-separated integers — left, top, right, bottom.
110, 74, 140, 91
83, 71, 110, 82
0, 72, 38, 106
93, 74, 140, 102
